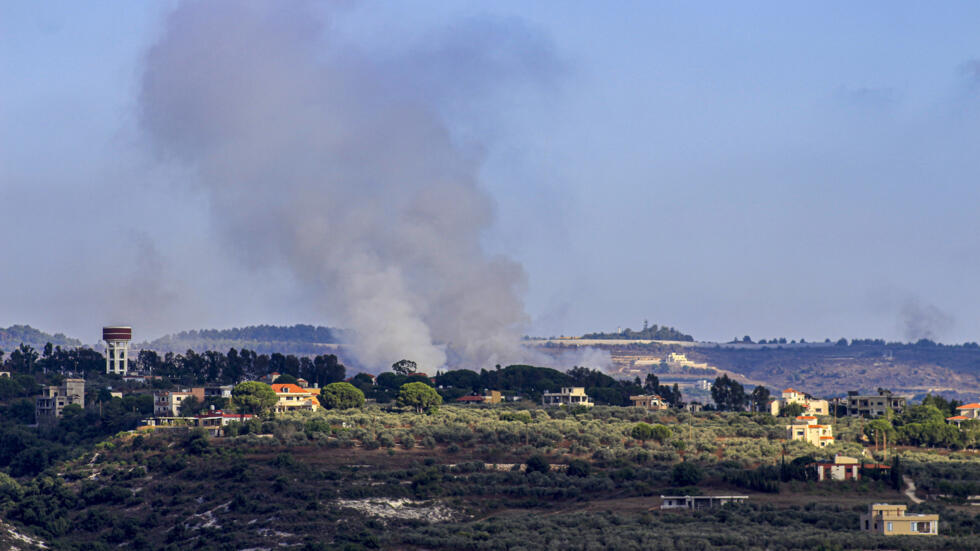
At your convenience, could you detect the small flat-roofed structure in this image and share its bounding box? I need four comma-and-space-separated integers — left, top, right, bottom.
630, 394, 668, 410
660, 495, 748, 510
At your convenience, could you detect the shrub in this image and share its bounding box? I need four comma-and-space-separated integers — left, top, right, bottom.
525, 454, 549, 474
672, 462, 703, 486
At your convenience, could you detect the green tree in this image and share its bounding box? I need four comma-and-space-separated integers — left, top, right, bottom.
781, 402, 806, 418
273, 374, 298, 385
750, 386, 771, 413
231, 381, 278, 417
711, 374, 747, 411
397, 382, 442, 413
632, 423, 671, 443
320, 382, 365, 410
672, 462, 703, 486
178, 396, 202, 416
525, 454, 549, 474
567, 459, 591, 478
392, 359, 418, 376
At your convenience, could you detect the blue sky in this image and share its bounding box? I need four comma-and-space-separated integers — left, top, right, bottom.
2, 1, 980, 346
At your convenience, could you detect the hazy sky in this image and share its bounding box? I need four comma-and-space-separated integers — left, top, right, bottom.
2, 1, 980, 346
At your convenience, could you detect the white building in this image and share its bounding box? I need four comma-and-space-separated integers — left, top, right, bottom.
542, 387, 594, 407
103, 326, 132, 375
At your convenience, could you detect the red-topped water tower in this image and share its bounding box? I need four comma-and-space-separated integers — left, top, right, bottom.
103, 326, 132, 375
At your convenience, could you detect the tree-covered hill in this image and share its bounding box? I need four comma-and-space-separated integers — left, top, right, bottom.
143, 324, 347, 355
582, 322, 693, 341
3, 406, 980, 550
0, 325, 81, 352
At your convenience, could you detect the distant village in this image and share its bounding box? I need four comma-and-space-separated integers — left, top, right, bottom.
12, 325, 969, 535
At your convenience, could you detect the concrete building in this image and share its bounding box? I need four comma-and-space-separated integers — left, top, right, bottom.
770, 388, 829, 416
660, 495, 748, 510
812, 455, 862, 481
630, 394, 669, 410
812, 456, 891, 481
204, 385, 234, 400
846, 391, 906, 417
154, 389, 205, 417
786, 415, 834, 447
195, 410, 255, 435
860, 503, 938, 535
542, 387, 594, 407
36, 378, 85, 423
103, 326, 132, 375
141, 409, 254, 436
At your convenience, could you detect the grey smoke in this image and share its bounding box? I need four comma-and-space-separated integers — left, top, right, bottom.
900, 299, 954, 342
138, 1, 564, 371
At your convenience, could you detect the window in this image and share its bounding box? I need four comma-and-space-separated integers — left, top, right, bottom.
887, 522, 893, 532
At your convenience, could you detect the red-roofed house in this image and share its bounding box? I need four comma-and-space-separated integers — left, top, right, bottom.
455, 395, 485, 404
786, 415, 834, 447
271, 383, 320, 413
956, 403, 980, 420
947, 415, 971, 427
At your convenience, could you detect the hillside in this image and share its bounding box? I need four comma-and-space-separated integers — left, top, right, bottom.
0, 325, 82, 353
689, 342, 980, 399
2, 406, 980, 550
143, 324, 346, 355
537, 339, 980, 400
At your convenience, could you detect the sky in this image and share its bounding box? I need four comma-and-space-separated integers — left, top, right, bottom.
2, 1, 980, 350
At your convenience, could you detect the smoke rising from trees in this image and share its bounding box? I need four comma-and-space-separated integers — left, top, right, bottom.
138, 0, 559, 371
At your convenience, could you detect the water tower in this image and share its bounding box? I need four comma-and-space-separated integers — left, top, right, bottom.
103, 326, 132, 375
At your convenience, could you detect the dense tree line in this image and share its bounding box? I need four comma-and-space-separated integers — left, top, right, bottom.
137, 348, 345, 387
0, 325, 80, 352
424, 364, 651, 406
582, 321, 693, 342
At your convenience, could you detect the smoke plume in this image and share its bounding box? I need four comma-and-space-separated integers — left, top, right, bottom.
139, 1, 560, 371
900, 298, 954, 342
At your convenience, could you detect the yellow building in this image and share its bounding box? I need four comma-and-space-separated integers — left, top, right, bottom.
770, 388, 829, 416
542, 387, 594, 407
860, 504, 938, 535
786, 415, 834, 447
271, 383, 320, 413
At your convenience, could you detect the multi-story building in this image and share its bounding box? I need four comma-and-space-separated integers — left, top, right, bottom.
195, 410, 255, 435
770, 388, 829, 416
204, 385, 234, 401
786, 415, 834, 447
955, 403, 980, 419
36, 378, 85, 423
846, 391, 906, 417
542, 387, 594, 408
860, 504, 938, 535
154, 389, 205, 417
630, 394, 669, 410
271, 383, 320, 413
